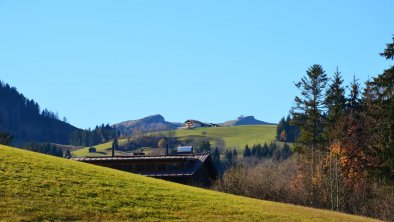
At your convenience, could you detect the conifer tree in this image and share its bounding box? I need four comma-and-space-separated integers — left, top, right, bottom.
251, 144, 257, 156
232, 148, 238, 163
370, 37, 394, 181
324, 67, 346, 141
243, 144, 251, 157
292, 64, 328, 152
225, 149, 233, 165
212, 147, 222, 172
262, 143, 269, 158
292, 64, 328, 205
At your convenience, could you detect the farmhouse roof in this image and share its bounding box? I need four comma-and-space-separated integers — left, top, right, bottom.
184, 119, 203, 124
70, 154, 217, 178
71, 154, 209, 162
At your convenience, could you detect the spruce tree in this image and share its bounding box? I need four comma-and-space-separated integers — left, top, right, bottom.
370, 37, 394, 181
292, 64, 328, 152
243, 144, 251, 157
292, 64, 328, 204
251, 144, 257, 156
256, 144, 262, 159
212, 147, 221, 171
324, 67, 346, 141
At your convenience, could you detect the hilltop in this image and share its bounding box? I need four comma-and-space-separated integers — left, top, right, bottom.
0, 145, 376, 221
222, 115, 273, 126
114, 114, 181, 136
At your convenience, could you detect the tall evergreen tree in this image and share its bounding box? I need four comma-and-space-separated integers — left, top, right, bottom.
292, 64, 328, 152
292, 64, 328, 204
347, 76, 362, 112
370, 37, 394, 181
324, 67, 347, 141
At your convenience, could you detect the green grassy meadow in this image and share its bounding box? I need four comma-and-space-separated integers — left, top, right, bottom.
0, 145, 378, 221
72, 139, 128, 157
72, 125, 277, 157
174, 125, 276, 149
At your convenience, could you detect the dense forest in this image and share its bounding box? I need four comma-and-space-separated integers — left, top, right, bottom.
214, 37, 394, 221
0, 81, 119, 150
0, 82, 78, 144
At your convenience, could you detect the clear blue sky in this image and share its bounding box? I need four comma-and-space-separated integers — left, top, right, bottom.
0, 1, 393, 129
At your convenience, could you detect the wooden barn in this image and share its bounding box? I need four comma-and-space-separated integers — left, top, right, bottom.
71, 153, 218, 187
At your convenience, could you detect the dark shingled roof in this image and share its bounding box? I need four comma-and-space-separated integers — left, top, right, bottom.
70, 154, 216, 178
71, 154, 209, 162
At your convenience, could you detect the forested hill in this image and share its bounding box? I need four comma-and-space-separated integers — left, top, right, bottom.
0, 81, 78, 144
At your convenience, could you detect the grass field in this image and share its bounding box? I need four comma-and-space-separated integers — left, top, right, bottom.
0, 145, 378, 221
72, 139, 128, 157
72, 140, 160, 157
72, 125, 277, 157
174, 125, 277, 149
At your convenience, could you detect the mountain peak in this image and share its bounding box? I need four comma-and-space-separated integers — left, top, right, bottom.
113, 115, 181, 135
141, 114, 165, 123
222, 115, 273, 126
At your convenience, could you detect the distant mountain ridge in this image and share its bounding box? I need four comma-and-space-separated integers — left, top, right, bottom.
221, 116, 274, 126
114, 115, 273, 135
113, 114, 181, 136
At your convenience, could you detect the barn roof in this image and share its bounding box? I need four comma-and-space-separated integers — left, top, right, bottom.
70, 154, 217, 179
71, 154, 209, 162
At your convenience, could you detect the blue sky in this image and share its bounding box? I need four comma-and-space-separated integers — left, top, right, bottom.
0, 1, 393, 129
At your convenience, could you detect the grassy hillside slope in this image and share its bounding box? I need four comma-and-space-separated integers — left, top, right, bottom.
175, 125, 276, 149
0, 145, 377, 221
72, 125, 276, 157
